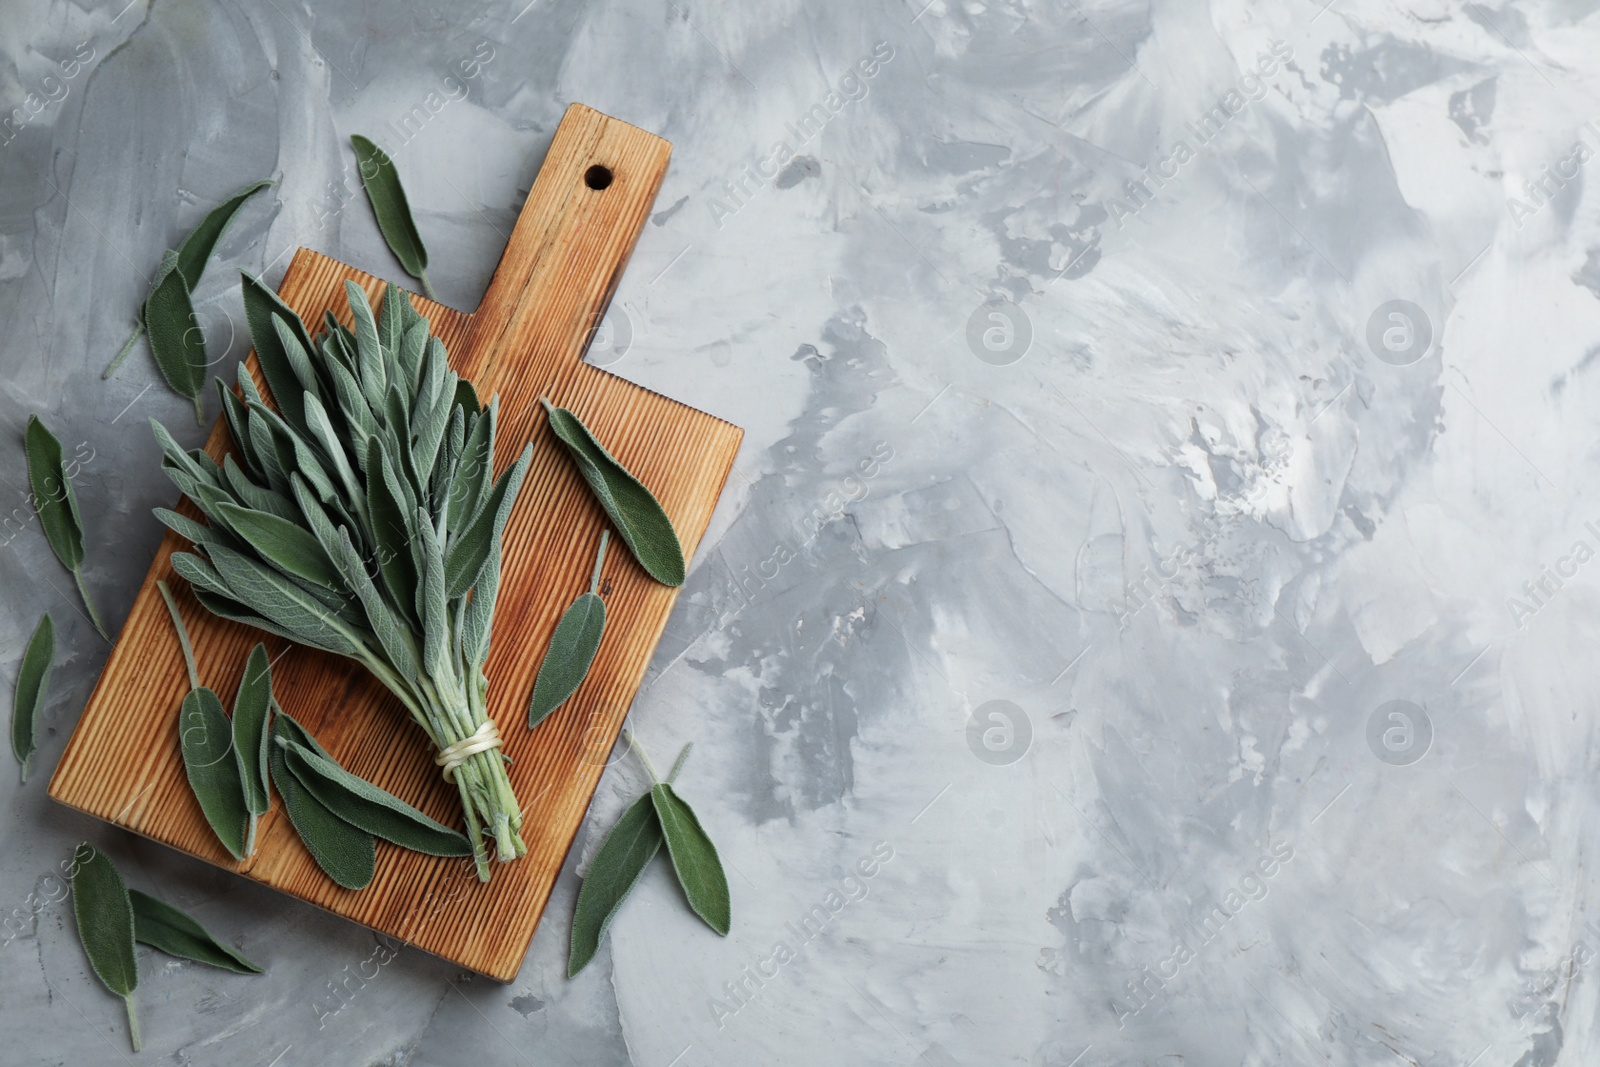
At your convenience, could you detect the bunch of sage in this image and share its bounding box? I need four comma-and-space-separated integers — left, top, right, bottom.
25, 415, 107, 638
71, 843, 261, 1052
152, 277, 530, 879
103, 180, 273, 424
568, 737, 729, 976
11, 613, 54, 782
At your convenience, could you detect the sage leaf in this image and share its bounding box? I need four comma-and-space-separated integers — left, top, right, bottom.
70, 844, 140, 1051
529, 532, 609, 729
12, 613, 54, 782
144, 250, 211, 425
650, 783, 731, 936
364, 440, 420, 625
240, 271, 316, 434
103, 179, 272, 379
25, 415, 108, 638
540, 400, 686, 586
568, 792, 663, 976
233, 643, 274, 854
159, 580, 250, 859
350, 135, 435, 299
443, 442, 533, 597
129, 889, 263, 975
268, 715, 375, 889
173, 180, 274, 289
179, 688, 250, 861
207, 545, 365, 657
280, 739, 473, 857
215, 501, 340, 589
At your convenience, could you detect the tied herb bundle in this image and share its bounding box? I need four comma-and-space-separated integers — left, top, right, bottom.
151, 277, 531, 880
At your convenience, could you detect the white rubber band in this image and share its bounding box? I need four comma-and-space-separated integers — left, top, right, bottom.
434, 719, 502, 783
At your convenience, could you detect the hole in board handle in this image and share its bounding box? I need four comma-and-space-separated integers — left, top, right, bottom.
584, 165, 613, 190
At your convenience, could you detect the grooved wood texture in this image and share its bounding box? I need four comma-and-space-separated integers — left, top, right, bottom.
48, 104, 742, 982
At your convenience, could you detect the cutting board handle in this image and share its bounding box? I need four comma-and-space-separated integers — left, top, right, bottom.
466, 104, 672, 390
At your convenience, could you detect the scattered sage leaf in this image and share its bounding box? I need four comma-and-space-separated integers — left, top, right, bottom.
25, 415, 108, 639
233, 643, 274, 854
650, 783, 731, 936
12, 613, 54, 782
144, 250, 210, 425
268, 714, 376, 889
529, 533, 609, 729
69, 843, 140, 1051
568, 792, 663, 977
173, 180, 274, 289
102, 179, 272, 379
280, 739, 473, 857
129, 889, 262, 975
350, 135, 435, 299
179, 687, 250, 861
540, 400, 686, 586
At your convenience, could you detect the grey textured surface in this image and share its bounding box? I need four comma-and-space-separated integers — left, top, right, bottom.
2, 0, 1597, 1064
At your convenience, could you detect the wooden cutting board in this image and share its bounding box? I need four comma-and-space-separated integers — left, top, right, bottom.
49, 104, 742, 982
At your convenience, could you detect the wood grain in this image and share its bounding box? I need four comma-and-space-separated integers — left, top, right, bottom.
48, 104, 742, 982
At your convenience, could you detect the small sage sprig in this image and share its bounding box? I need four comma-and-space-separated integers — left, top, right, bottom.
350, 135, 436, 299
25, 415, 107, 639
159, 581, 251, 860
70, 843, 140, 1051
129, 889, 262, 974
104, 179, 272, 380
528, 531, 609, 729
541, 400, 686, 586
568, 738, 729, 976
12, 613, 54, 782
156, 278, 533, 880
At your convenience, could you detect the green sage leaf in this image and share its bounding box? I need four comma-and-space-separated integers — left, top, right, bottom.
12, 613, 54, 782
180, 687, 250, 861
215, 501, 340, 589
364, 439, 419, 625
233, 643, 273, 827
268, 715, 375, 890
25, 415, 107, 638
443, 442, 533, 597
350, 135, 434, 299
650, 783, 731, 936
529, 533, 609, 729
129, 889, 262, 975
207, 545, 364, 657
280, 739, 472, 857
70, 843, 140, 1051
540, 400, 686, 586
568, 792, 663, 977
240, 271, 316, 433
174, 180, 273, 289
103, 180, 272, 380
144, 250, 210, 425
